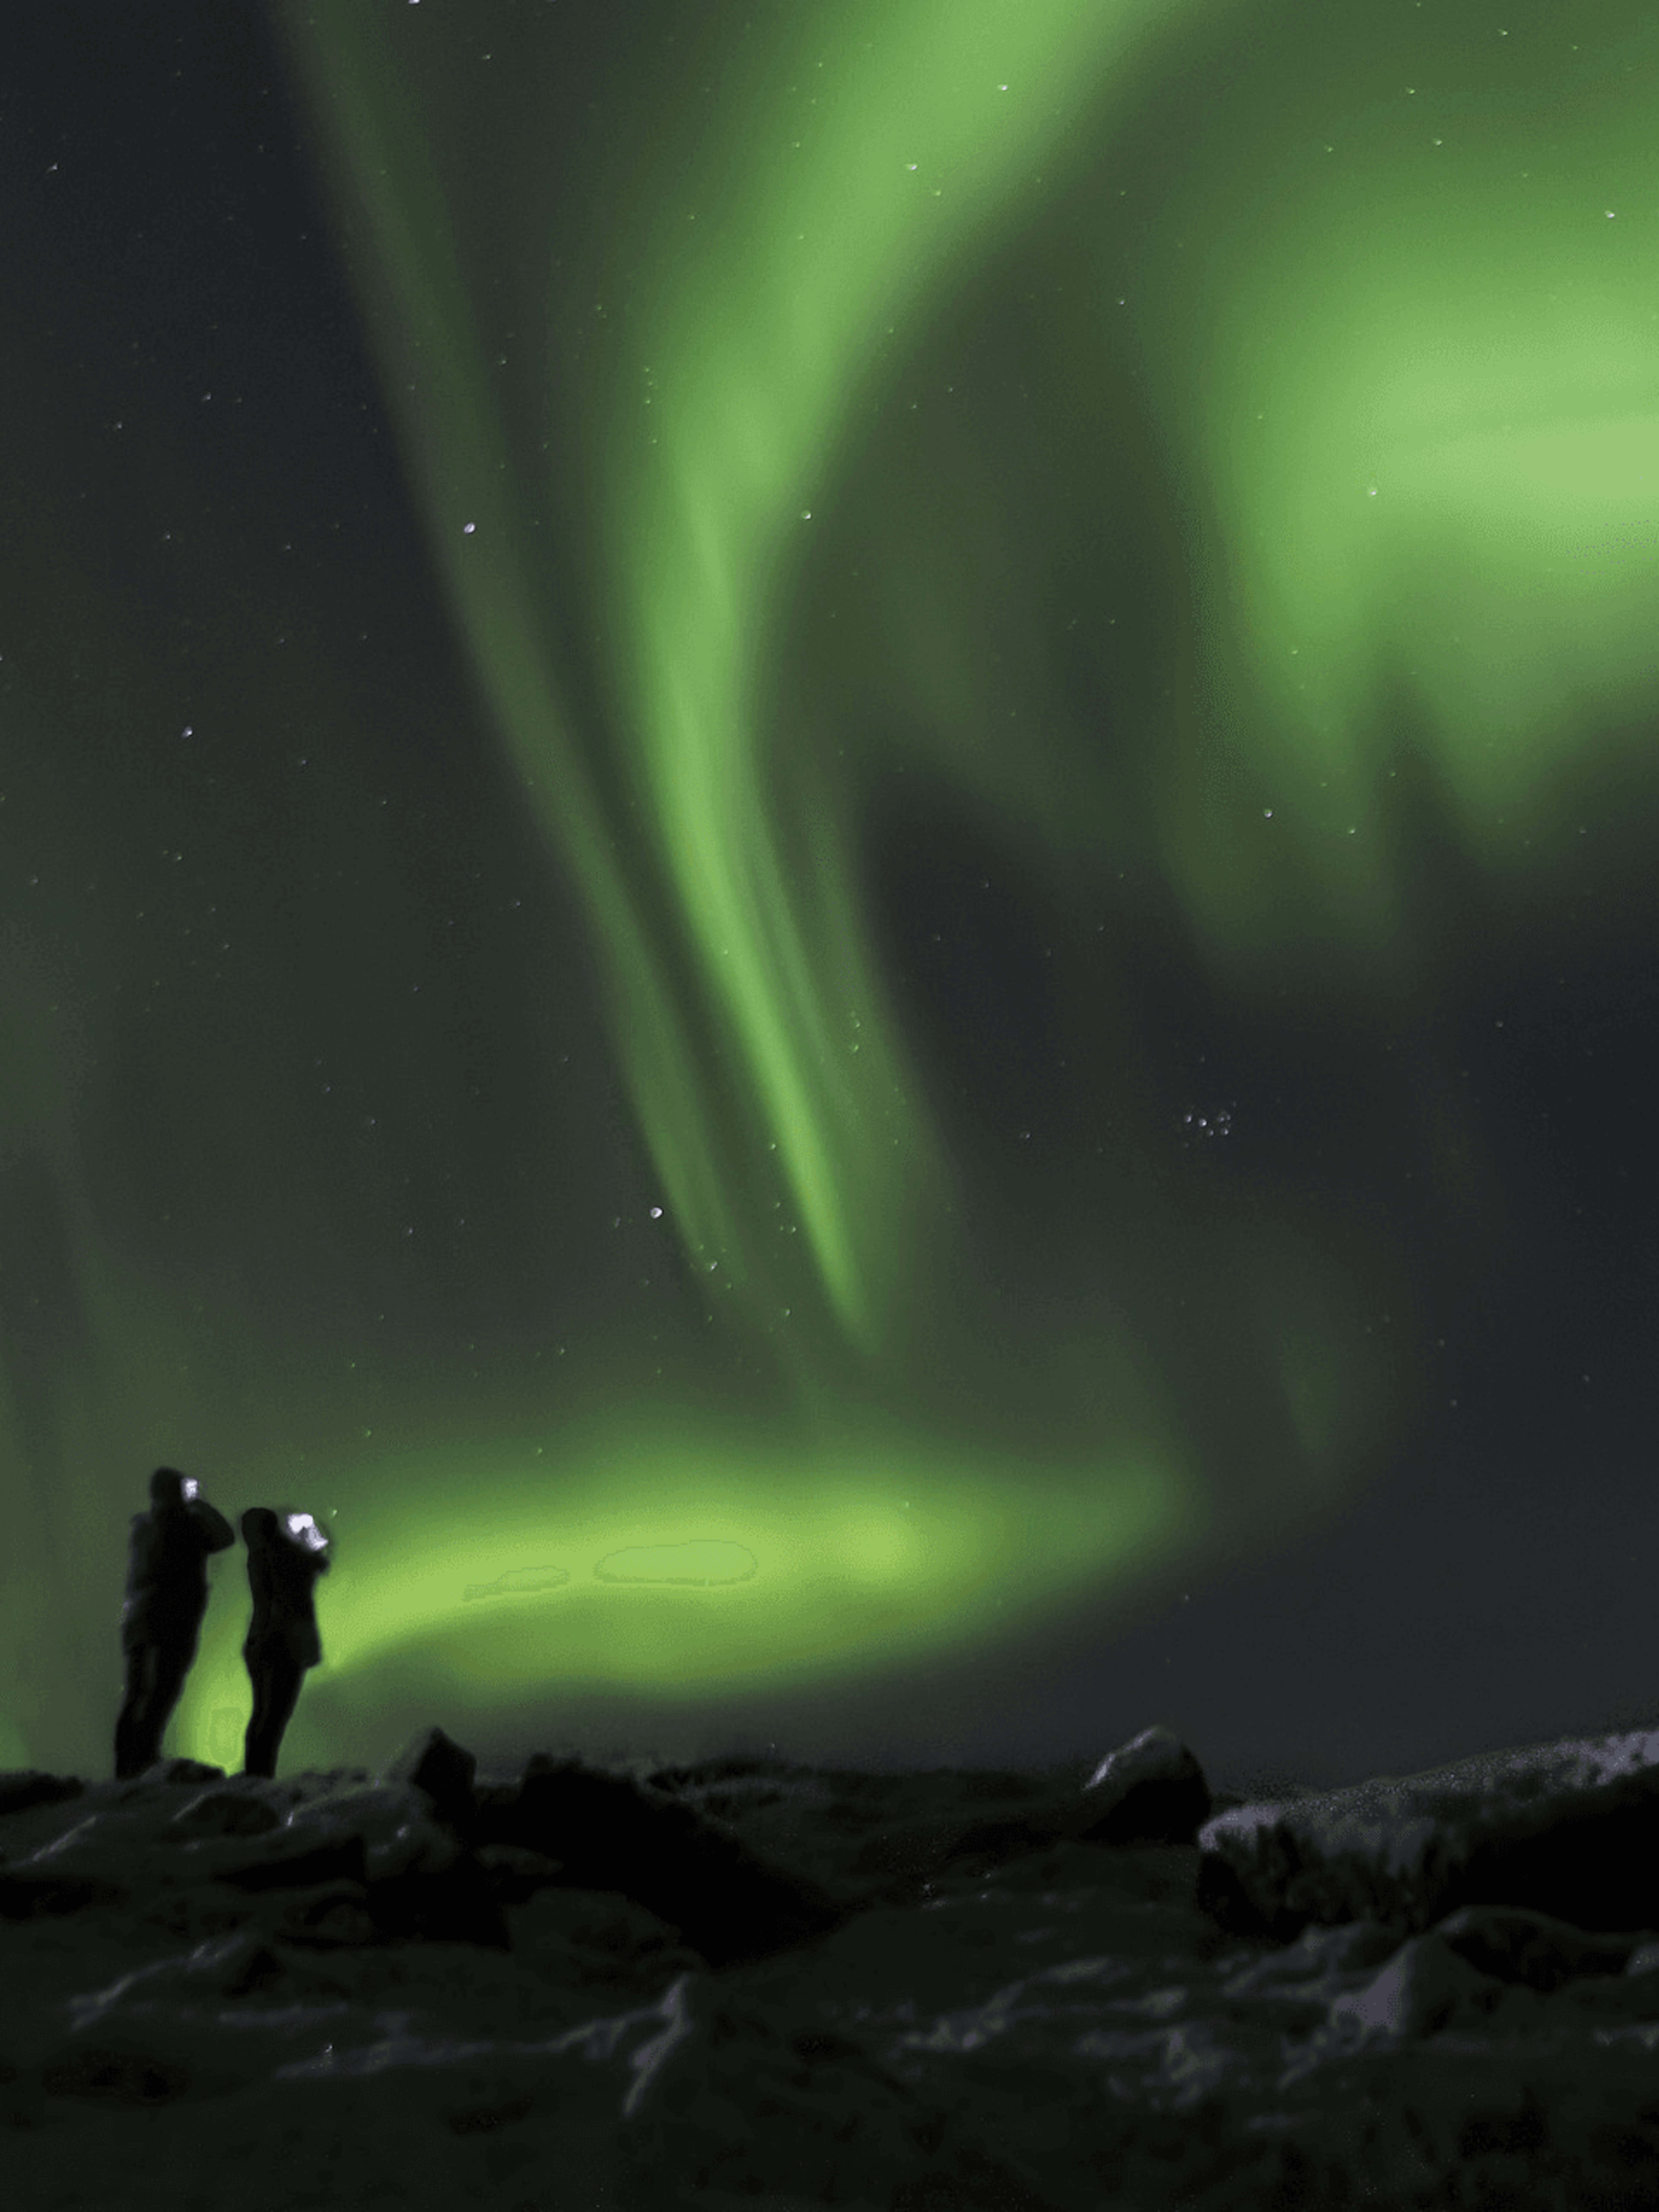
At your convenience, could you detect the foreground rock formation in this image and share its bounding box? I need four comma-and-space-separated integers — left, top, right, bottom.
6, 1720, 1659, 2208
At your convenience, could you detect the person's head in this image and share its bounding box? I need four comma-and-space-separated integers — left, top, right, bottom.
240, 1506, 281, 1548
150, 1467, 197, 1509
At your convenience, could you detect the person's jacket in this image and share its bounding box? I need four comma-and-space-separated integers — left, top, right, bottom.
121, 1498, 235, 1645
244, 1516, 330, 1669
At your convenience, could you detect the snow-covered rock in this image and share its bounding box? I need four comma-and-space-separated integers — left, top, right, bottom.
5, 1720, 1659, 2209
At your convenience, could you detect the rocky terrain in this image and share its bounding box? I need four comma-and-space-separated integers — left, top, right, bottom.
5, 1719, 1659, 2209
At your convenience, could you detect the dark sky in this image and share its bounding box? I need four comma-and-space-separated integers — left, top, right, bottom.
5, 0, 1659, 1794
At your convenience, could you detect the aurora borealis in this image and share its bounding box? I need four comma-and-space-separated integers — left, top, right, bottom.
4, 0, 1659, 1792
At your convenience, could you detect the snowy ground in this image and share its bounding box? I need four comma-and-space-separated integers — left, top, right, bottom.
3, 1742, 1659, 2209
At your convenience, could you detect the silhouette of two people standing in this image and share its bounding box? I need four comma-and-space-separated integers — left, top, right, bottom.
115, 1467, 331, 1781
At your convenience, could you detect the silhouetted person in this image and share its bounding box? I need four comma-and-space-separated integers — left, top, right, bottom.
241, 1505, 330, 1779
114, 1467, 235, 1780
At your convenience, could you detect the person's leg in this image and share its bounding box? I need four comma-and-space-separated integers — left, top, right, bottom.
243, 1656, 273, 1776
140, 1641, 194, 1766
114, 1644, 157, 1779
262, 1659, 303, 1774
244, 1656, 302, 1777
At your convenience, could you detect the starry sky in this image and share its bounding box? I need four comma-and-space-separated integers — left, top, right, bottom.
4, 0, 1659, 1795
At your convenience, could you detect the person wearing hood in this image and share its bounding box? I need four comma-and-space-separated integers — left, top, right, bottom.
240, 1504, 331, 1778
114, 1467, 235, 1780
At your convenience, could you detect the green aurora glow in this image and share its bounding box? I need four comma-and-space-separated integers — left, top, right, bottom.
7, 0, 1659, 1778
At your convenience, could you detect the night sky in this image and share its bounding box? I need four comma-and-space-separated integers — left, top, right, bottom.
5, 0, 1659, 1796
